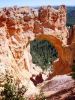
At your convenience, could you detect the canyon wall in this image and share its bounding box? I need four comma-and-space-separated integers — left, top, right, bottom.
0, 5, 74, 87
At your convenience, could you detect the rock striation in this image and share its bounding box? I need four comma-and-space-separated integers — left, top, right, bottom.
40, 75, 75, 100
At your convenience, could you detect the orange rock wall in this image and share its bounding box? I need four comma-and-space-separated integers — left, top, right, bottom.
0, 5, 73, 83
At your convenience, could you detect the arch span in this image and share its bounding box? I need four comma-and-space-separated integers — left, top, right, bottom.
35, 34, 72, 77
26, 34, 72, 78
36, 34, 63, 60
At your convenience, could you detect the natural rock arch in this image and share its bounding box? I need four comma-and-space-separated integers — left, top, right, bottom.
0, 5, 73, 85
36, 34, 63, 59
27, 34, 72, 78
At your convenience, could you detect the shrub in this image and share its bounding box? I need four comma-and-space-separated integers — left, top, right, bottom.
1, 72, 47, 100
1, 73, 27, 100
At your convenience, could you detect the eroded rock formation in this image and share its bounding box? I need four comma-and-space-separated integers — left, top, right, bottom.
0, 5, 75, 95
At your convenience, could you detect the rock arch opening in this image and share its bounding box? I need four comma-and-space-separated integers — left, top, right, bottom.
30, 39, 58, 71
28, 34, 65, 85
27, 34, 71, 78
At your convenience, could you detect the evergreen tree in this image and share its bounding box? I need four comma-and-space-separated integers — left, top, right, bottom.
30, 39, 58, 71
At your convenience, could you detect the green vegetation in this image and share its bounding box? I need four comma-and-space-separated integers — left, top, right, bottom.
34, 91, 46, 100
1, 73, 27, 100
30, 39, 58, 71
71, 65, 75, 79
1, 72, 47, 100
67, 7, 75, 26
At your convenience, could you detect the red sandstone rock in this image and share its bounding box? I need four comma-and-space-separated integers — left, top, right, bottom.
0, 15, 6, 22
33, 20, 43, 34
6, 18, 16, 27
24, 15, 32, 22
42, 21, 55, 30
23, 22, 30, 31
0, 15, 7, 27
0, 6, 74, 94
38, 6, 49, 22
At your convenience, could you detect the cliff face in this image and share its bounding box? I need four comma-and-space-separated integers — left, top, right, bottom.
0, 5, 74, 89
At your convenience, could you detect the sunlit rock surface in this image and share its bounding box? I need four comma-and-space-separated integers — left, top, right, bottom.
40, 75, 75, 99
0, 5, 75, 96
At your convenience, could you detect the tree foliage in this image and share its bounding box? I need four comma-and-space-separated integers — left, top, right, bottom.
1, 73, 27, 100
30, 39, 58, 70
1, 72, 46, 100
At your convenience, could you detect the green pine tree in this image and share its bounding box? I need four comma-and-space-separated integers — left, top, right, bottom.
30, 39, 58, 71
